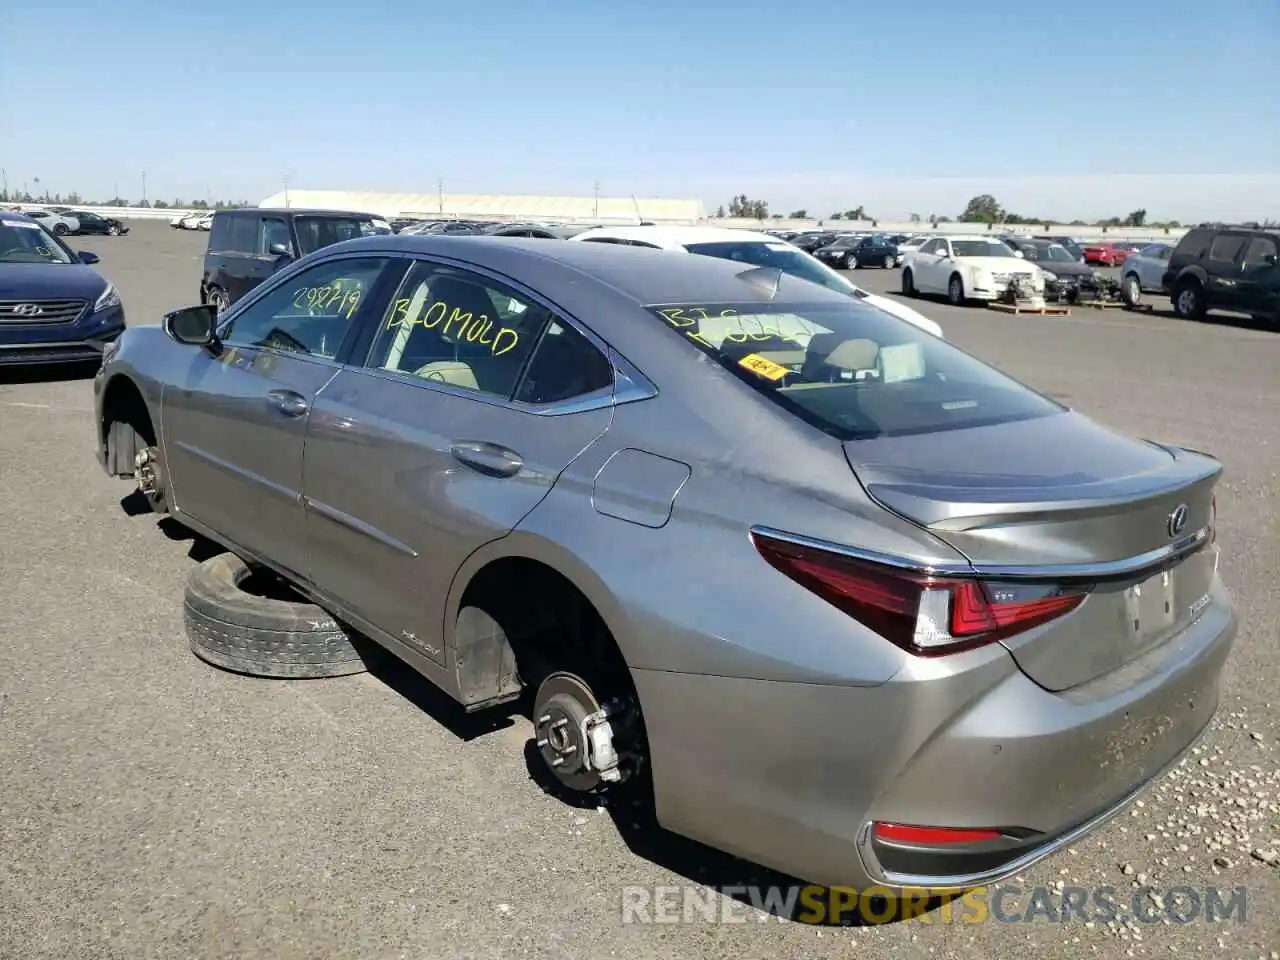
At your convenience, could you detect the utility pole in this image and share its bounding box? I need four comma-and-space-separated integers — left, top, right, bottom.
141, 171, 147, 206
1, 168, 7, 199
283, 174, 290, 209
593, 180, 599, 219
437, 178, 444, 215
113, 182, 119, 202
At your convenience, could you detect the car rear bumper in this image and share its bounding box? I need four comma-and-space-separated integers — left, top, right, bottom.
0, 304, 125, 366
632, 581, 1235, 891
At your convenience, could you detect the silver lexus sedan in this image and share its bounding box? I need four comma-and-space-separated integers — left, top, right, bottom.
94, 235, 1236, 893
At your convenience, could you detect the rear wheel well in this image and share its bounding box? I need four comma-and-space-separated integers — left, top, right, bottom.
101, 376, 156, 476
455, 557, 631, 703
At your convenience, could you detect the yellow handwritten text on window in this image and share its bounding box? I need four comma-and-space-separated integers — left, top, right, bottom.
386, 298, 520, 356
291, 283, 362, 319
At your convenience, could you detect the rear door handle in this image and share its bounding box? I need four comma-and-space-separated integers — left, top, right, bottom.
450, 440, 523, 478
268, 389, 310, 418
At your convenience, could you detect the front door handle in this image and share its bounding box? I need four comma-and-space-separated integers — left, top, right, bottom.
450, 440, 523, 478
268, 389, 310, 418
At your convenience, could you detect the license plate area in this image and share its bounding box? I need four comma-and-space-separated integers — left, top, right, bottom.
1121, 549, 1215, 657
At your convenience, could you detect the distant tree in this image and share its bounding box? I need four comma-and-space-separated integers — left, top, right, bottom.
845, 205, 867, 221
1124, 208, 1147, 227
909, 213, 922, 223
728, 194, 769, 219
830, 212, 843, 220
788, 209, 808, 219
1068, 219, 1087, 226
153, 199, 169, 208
714, 205, 725, 218
960, 194, 1003, 223
66, 191, 82, 204
770, 213, 783, 219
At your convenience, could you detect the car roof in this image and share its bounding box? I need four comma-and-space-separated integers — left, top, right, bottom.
217, 207, 382, 219
317, 234, 855, 308
570, 225, 786, 249
938, 234, 1008, 243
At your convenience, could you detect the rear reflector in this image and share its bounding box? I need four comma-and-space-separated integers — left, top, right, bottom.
751, 532, 1087, 656
872, 822, 1005, 845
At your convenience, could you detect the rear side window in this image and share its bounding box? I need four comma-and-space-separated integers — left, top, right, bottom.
294, 216, 386, 255
1207, 234, 1246, 263
226, 215, 259, 255
515, 320, 614, 404
644, 300, 1063, 441
1174, 229, 1213, 260
1242, 236, 1278, 267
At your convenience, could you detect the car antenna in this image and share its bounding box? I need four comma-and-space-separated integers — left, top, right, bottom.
737, 266, 783, 300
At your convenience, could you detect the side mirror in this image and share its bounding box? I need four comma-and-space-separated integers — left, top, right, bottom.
268, 242, 293, 258
163, 304, 219, 348
78, 251, 100, 265
1013, 249, 1025, 258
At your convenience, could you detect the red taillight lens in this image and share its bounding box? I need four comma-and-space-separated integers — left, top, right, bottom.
751, 532, 1087, 656
872, 822, 1005, 845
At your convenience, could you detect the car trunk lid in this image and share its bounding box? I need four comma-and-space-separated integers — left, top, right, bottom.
843, 412, 1221, 690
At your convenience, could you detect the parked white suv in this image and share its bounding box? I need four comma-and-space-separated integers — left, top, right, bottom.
569, 226, 944, 337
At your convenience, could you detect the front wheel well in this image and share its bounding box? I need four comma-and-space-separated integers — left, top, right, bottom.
101, 375, 156, 476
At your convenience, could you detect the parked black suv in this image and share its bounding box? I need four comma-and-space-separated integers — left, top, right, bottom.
1162, 225, 1279, 324
201, 208, 391, 312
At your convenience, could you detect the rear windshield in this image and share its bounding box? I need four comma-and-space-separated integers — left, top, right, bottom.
293, 215, 391, 255
645, 299, 1063, 440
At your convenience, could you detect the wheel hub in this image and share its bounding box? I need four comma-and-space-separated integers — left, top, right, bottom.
533, 672, 630, 793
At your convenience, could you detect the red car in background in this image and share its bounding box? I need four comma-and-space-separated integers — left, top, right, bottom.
1083, 241, 1143, 266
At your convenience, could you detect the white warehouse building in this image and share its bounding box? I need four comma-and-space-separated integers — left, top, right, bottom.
256, 189, 705, 224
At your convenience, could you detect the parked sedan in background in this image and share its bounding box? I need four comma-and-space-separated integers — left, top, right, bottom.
0, 212, 125, 365
812, 235, 864, 269
846, 234, 902, 269
69, 210, 129, 236
1034, 236, 1086, 261
1003, 238, 1096, 301
791, 232, 840, 253
1119, 242, 1174, 307
93, 234, 1234, 893
25, 209, 80, 237
902, 235, 1044, 305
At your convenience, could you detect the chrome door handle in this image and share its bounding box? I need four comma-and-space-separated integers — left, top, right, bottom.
450, 440, 523, 478
268, 389, 310, 417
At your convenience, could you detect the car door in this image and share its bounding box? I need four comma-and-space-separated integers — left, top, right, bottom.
1200, 232, 1248, 310
162, 254, 397, 579
1136, 244, 1169, 289
300, 258, 616, 663
1237, 235, 1279, 318
915, 239, 945, 292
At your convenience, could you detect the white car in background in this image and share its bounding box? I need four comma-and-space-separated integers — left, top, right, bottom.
901, 234, 1045, 306
24, 209, 80, 237
898, 235, 930, 255
1119, 242, 1174, 307
170, 211, 209, 230
568, 226, 944, 338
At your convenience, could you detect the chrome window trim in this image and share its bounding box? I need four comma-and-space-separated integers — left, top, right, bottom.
749, 524, 1211, 585
349, 252, 658, 417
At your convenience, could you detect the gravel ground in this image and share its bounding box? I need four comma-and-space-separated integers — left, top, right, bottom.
0, 221, 1276, 959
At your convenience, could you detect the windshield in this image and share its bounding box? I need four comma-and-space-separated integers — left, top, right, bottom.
952, 240, 1015, 257
0, 216, 76, 263
1043, 245, 1076, 262
684, 241, 861, 298
293, 215, 392, 254
644, 299, 1062, 440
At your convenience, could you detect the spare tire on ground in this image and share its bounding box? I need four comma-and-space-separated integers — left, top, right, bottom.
183, 553, 368, 678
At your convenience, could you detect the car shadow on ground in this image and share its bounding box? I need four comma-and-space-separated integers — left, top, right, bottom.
519, 742, 950, 928
0, 361, 99, 385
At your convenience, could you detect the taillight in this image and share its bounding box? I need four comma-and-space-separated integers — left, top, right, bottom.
872, 822, 1005, 845
751, 532, 1087, 657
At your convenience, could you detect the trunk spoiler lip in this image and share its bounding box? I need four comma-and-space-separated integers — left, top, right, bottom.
749, 524, 1212, 587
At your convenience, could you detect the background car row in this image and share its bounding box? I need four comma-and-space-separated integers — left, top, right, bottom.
5, 206, 130, 237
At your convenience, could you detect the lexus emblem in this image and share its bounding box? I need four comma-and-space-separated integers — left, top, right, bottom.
13, 303, 42, 317
1167, 504, 1189, 538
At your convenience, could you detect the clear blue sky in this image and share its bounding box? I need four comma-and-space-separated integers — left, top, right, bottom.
2, 0, 1277, 220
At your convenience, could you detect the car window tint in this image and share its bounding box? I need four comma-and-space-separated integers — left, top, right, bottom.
258, 217, 292, 256
645, 300, 1062, 441
1207, 234, 1245, 263
1241, 236, 1277, 267
220, 257, 388, 359
514, 320, 614, 405
366, 261, 549, 398
227, 215, 258, 254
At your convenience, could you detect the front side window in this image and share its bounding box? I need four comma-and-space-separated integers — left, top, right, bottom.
645, 299, 1062, 441
258, 217, 292, 257
365, 261, 549, 398
220, 257, 388, 359
1207, 234, 1245, 263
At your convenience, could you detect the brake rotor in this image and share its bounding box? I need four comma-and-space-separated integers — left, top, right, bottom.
533, 672, 604, 793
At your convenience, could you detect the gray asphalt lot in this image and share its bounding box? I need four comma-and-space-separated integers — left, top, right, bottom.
1, 221, 1276, 959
